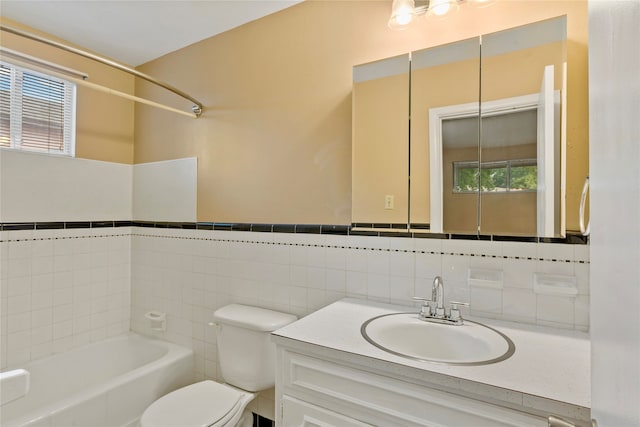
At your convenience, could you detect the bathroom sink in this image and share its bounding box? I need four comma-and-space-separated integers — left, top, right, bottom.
361, 313, 515, 365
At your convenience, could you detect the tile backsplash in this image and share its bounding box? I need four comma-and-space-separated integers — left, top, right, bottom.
1, 225, 589, 373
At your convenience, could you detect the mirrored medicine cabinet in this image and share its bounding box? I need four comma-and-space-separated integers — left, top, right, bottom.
352, 16, 567, 237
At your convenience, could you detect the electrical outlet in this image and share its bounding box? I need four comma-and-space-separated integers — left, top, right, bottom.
384, 195, 394, 210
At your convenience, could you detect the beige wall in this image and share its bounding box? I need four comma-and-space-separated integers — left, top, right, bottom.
410, 54, 480, 225
352, 69, 409, 224
134, 0, 588, 225
0, 18, 135, 164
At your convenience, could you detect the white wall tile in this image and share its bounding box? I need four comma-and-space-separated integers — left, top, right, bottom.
537, 243, 574, 262
574, 244, 589, 263
53, 320, 73, 340
468, 240, 502, 257
7, 276, 31, 297
133, 158, 196, 222
536, 259, 574, 276
389, 251, 415, 277
2, 228, 590, 379
502, 289, 536, 322
32, 274, 53, 294
389, 276, 414, 305
367, 250, 389, 276
470, 287, 503, 315
574, 263, 590, 295
8, 240, 32, 260
1, 151, 133, 222
502, 241, 537, 259
325, 269, 346, 293
441, 238, 470, 255
346, 271, 367, 297
325, 247, 347, 270
31, 308, 52, 329
8, 312, 31, 333
366, 273, 389, 301
574, 295, 589, 331
7, 258, 31, 279
346, 248, 367, 272
414, 252, 441, 279
503, 259, 536, 289
536, 295, 575, 326
8, 294, 31, 315
441, 254, 469, 284
414, 237, 442, 253
31, 324, 52, 345
1, 231, 133, 368
468, 255, 503, 272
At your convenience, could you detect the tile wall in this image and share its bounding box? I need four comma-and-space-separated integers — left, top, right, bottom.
128, 227, 589, 419
0, 227, 131, 370
1, 224, 589, 421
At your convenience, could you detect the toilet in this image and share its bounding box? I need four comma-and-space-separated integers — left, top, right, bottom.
140, 304, 298, 427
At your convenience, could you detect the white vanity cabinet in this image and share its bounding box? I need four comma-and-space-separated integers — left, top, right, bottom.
276, 348, 547, 427
272, 299, 591, 427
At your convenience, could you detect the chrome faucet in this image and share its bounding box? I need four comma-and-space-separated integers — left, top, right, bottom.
412, 276, 469, 326
432, 276, 445, 317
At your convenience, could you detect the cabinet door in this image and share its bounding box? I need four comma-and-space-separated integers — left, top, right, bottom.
282, 396, 373, 427
281, 351, 548, 427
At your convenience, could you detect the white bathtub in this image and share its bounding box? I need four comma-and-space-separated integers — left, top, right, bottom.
0, 333, 193, 427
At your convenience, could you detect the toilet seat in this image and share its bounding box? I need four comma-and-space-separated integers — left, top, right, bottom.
140, 381, 249, 427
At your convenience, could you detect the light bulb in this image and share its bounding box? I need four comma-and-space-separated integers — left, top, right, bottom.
428, 0, 459, 17
395, 7, 414, 25
388, 0, 416, 29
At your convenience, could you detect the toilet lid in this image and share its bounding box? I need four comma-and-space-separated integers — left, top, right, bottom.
141, 381, 243, 427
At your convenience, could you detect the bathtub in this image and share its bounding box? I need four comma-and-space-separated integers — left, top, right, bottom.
0, 333, 193, 427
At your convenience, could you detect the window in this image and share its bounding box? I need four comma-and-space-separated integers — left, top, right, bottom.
0, 62, 76, 156
453, 159, 537, 193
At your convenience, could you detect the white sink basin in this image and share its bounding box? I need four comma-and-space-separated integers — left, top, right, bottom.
361, 313, 515, 365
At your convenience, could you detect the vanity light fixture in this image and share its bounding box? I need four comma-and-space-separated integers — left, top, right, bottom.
388, 0, 495, 29
388, 0, 420, 29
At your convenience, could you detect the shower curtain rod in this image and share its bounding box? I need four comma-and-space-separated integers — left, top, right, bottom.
4, 54, 199, 119
0, 24, 203, 118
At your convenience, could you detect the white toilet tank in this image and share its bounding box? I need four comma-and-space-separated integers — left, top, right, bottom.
212, 304, 297, 392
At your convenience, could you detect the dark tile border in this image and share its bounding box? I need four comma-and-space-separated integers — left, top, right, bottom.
1, 223, 36, 231
272, 224, 296, 233
36, 222, 65, 230
250, 224, 273, 233
91, 221, 115, 228
0, 221, 589, 244
320, 225, 350, 235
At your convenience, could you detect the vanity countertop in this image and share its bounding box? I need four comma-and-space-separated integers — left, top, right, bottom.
272, 298, 590, 420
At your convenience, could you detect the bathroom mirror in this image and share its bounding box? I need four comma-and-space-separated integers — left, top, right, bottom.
352, 53, 410, 227
410, 37, 481, 235
351, 16, 568, 237
479, 18, 566, 236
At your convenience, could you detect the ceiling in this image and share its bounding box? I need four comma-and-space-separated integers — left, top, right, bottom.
0, 0, 302, 66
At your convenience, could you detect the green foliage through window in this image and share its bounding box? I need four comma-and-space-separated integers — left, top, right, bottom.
453, 160, 537, 193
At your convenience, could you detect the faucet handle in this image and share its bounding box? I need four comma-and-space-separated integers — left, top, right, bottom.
412, 296, 433, 317
448, 301, 470, 322
449, 301, 469, 307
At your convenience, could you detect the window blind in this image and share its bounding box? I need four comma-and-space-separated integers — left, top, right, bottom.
0, 62, 75, 156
